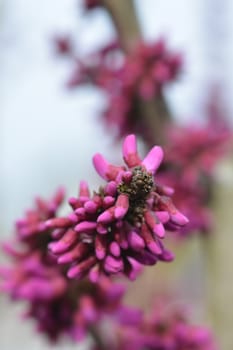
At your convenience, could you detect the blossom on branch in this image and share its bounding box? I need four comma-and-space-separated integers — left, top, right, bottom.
56, 37, 181, 142
156, 113, 232, 237
110, 298, 217, 350
48, 135, 188, 281
0, 191, 127, 342
165, 117, 232, 184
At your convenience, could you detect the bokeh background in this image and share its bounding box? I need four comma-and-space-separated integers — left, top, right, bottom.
1, 0, 233, 349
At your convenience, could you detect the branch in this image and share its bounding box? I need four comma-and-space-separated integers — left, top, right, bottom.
101, 0, 171, 146
89, 325, 107, 350
101, 0, 141, 53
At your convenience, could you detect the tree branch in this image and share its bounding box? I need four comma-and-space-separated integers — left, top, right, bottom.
101, 0, 171, 146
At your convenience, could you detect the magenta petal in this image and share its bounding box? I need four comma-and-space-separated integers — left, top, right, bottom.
84, 201, 98, 213
79, 181, 90, 197
68, 197, 79, 209
74, 221, 97, 232
45, 217, 72, 228
92, 153, 110, 180
142, 145, 163, 174
52, 186, 66, 206
109, 241, 121, 257
49, 240, 69, 254
104, 181, 117, 196
93, 153, 123, 181
67, 265, 83, 279
131, 250, 158, 265
153, 222, 165, 238
159, 184, 174, 196
104, 256, 124, 274
141, 222, 162, 254
51, 228, 65, 239
67, 256, 96, 278
125, 257, 143, 280
103, 196, 115, 207
114, 194, 129, 219
58, 243, 88, 264
75, 207, 85, 218
88, 266, 100, 283
97, 209, 114, 224
144, 211, 165, 238
147, 241, 162, 255
79, 296, 97, 322
160, 249, 175, 262
128, 231, 145, 251
17, 280, 53, 300
96, 223, 108, 234
122, 134, 141, 167
95, 235, 107, 260
170, 212, 189, 226
68, 213, 78, 223
122, 171, 133, 184
156, 211, 170, 223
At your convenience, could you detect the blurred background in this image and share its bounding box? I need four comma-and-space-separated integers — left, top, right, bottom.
1, 0, 233, 349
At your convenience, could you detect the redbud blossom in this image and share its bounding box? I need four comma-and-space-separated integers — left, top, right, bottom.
48, 135, 188, 281
0, 190, 127, 342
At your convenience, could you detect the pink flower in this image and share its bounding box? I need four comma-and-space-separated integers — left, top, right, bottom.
107, 298, 217, 350
140, 298, 217, 350
48, 135, 188, 280
155, 113, 232, 237
0, 250, 66, 302
61, 39, 181, 143
14, 187, 65, 250
0, 190, 127, 343
165, 117, 232, 184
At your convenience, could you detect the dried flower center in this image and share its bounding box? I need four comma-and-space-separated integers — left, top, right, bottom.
118, 166, 154, 224
118, 166, 154, 199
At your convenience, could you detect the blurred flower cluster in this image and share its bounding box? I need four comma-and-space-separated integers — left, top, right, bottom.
93, 298, 216, 350
157, 93, 232, 238
55, 35, 181, 141
0, 188, 130, 342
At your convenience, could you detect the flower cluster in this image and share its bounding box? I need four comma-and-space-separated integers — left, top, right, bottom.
155, 113, 232, 237
102, 40, 181, 141
106, 299, 217, 350
55, 35, 181, 141
47, 135, 188, 281
164, 119, 231, 184
14, 187, 65, 249
0, 190, 127, 342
